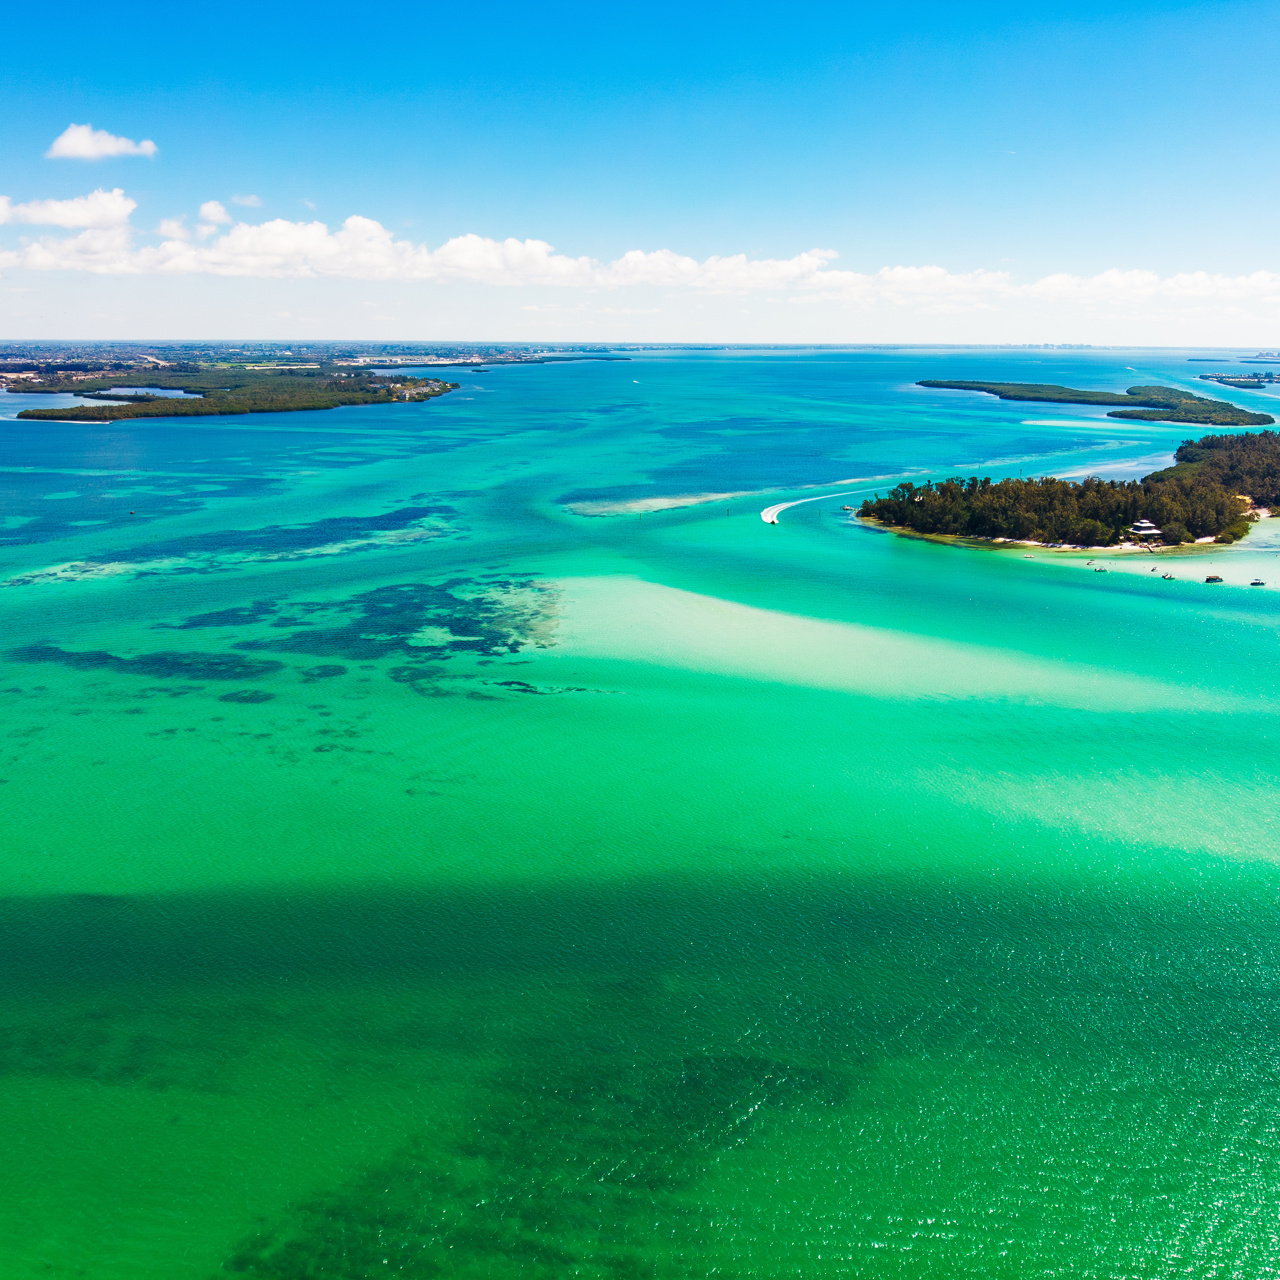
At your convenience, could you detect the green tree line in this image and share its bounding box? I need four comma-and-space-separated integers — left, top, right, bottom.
856, 430, 1280, 545
1162, 429, 1280, 506
919, 380, 1274, 426
13, 366, 457, 423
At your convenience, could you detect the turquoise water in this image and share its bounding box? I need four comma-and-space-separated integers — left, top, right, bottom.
3, 349, 1280, 1277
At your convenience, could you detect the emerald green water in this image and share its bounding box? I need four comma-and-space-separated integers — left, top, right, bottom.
3, 349, 1280, 1276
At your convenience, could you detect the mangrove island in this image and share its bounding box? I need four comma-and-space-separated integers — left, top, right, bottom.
919, 380, 1274, 426
11, 363, 458, 423
857, 430, 1280, 547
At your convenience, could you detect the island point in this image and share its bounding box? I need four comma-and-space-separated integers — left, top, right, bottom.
858, 429, 1280, 549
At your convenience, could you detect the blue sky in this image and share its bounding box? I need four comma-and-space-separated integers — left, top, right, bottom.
2, 0, 1278, 342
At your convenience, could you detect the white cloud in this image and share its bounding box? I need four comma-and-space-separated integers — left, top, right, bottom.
33, 219, 846, 290
5, 226, 140, 273
198, 201, 232, 225
1023, 268, 1280, 305
597, 247, 840, 290
231, 194, 261, 207
46, 124, 157, 160
0, 188, 136, 229
3, 191, 1280, 339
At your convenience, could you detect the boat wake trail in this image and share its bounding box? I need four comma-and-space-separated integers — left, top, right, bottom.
761, 489, 865, 524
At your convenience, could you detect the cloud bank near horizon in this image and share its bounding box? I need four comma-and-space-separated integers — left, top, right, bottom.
0, 188, 136, 230
2, 190, 1279, 329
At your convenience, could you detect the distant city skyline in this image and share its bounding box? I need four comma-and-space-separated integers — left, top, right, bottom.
2, 0, 1277, 342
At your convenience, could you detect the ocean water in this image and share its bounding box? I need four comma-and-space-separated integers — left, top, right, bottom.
3, 349, 1280, 1277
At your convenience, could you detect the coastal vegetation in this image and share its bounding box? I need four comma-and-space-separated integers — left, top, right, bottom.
919, 380, 1274, 426
1163, 429, 1280, 507
12, 365, 457, 422
857, 430, 1280, 546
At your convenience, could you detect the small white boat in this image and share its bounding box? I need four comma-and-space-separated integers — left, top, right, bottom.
1251, 579, 1266, 586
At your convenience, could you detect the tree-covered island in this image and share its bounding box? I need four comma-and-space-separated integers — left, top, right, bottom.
11, 364, 458, 423
919, 380, 1274, 426
857, 430, 1280, 547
